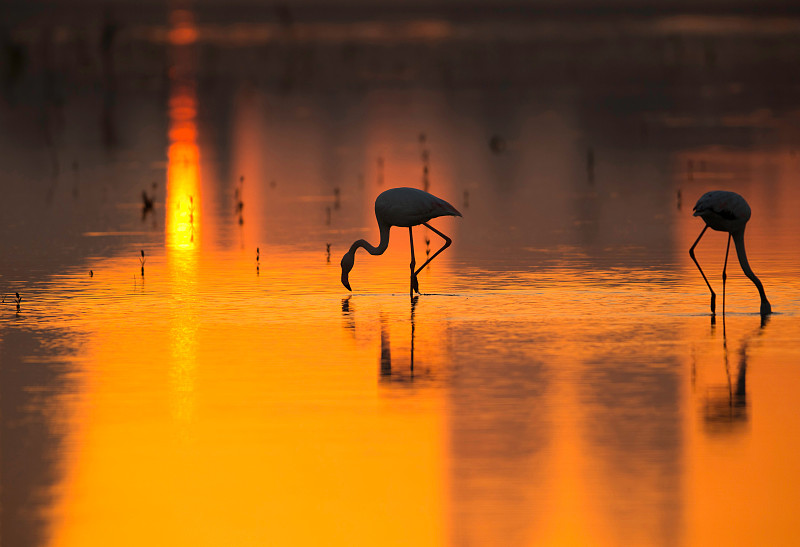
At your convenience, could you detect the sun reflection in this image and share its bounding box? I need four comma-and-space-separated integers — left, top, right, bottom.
166, 140, 200, 250
165, 7, 201, 427
166, 11, 200, 252
168, 9, 199, 46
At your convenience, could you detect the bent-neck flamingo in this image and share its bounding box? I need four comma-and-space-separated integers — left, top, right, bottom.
690, 190, 771, 316
341, 187, 461, 296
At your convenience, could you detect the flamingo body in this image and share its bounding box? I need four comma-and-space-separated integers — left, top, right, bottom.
690, 190, 771, 316
692, 190, 750, 232
341, 187, 461, 293
375, 187, 461, 227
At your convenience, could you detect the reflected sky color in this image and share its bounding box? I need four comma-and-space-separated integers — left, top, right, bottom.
166, 9, 201, 252
2, 6, 800, 547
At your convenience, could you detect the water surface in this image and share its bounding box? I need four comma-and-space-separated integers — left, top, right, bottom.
2, 6, 800, 546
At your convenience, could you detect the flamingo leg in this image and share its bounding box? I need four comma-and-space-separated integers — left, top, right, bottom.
722, 233, 731, 315
412, 222, 452, 291
409, 227, 419, 297
689, 225, 716, 315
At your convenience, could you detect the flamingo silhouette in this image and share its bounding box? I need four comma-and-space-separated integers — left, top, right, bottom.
341, 187, 462, 296
690, 190, 771, 316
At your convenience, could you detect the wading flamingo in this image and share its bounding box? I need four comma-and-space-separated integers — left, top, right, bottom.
690, 190, 771, 316
341, 187, 461, 296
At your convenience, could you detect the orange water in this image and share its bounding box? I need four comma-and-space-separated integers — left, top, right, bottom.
2, 10, 800, 547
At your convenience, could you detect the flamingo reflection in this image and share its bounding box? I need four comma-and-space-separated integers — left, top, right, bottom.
701, 316, 769, 432
379, 297, 425, 384
341, 296, 355, 333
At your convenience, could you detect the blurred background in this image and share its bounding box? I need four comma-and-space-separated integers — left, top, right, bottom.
2, 1, 800, 546
3, 0, 800, 267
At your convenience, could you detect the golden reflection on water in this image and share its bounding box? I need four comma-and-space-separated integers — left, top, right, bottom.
41, 256, 800, 546
18, 226, 800, 547
37, 132, 799, 547
685, 317, 800, 547
4, 22, 800, 546
166, 9, 201, 252
47, 11, 451, 546
166, 7, 201, 436
14, 95, 798, 546
47, 262, 449, 545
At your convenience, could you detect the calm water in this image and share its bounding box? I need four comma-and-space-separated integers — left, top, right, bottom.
2, 6, 800, 546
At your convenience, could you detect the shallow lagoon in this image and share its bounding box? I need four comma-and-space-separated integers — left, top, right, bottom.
2, 6, 800, 546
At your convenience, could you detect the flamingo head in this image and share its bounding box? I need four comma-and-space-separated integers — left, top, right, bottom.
340, 251, 355, 291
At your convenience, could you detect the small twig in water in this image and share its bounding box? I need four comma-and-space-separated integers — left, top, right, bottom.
2, 292, 23, 312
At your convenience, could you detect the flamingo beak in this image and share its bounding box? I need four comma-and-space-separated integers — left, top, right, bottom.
341, 271, 352, 291
340, 252, 354, 291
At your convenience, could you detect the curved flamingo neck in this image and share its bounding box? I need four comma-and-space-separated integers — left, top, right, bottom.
732, 229, 771, 314
350, 220, 390, 256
